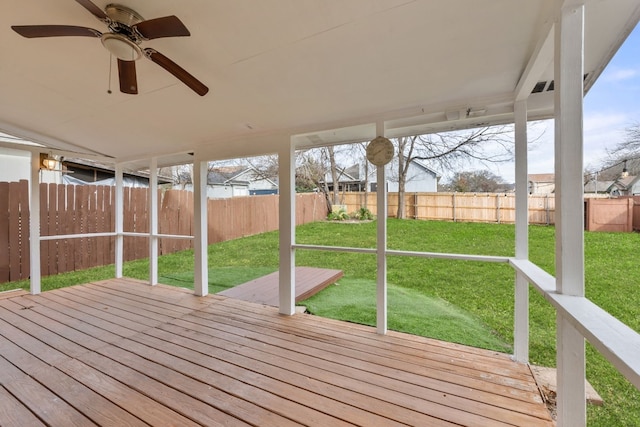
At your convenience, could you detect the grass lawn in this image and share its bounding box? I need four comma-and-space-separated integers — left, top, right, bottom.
1, 219, 638, 426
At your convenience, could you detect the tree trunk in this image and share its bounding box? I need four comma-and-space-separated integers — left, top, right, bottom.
328, 146, 340, 205
397, 152, 406, 219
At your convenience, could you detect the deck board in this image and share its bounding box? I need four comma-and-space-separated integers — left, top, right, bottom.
217, 266, 343, 306
0, 278, 554, 426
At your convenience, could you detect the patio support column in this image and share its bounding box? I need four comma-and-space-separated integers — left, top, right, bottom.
513, 99, 529, 363
278, 141, 295, 315
193, 157, 208, 296
148, 157, 158, 286
554, 4, 586, 426
115, 164, 124, 278
376, 122, 387, 335
29, 152, 41, 294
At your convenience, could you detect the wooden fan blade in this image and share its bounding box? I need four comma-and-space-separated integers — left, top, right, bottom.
11, 25, 101, 38
144, 48, 208, 96
118, 59, 138, 94
134, 16, 190, 40
75, 0, 108, 21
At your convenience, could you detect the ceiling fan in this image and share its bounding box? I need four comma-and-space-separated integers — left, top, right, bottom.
11, 0, 209, 96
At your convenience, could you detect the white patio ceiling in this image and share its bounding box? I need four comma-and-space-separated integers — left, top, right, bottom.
0, 0, 639, 171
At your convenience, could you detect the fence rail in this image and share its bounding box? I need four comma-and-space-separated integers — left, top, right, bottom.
340, 192, 557, 224
0, 181, 327, 283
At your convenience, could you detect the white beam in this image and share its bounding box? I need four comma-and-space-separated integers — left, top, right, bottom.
193, 157, 208, 296
114, 164, 124, 278
29, 153, 41, 294
278, 142, 296, 315
554, 4, 586, 426
375, 122, 387, 335
148, 157, 158, 286
513, 99, 529, 363
515, 22, 554, 101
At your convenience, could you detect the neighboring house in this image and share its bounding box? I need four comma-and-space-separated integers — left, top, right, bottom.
321, 163, 369, 193
528, 173, 555, 194
61, 158, 172, 187
178, 166, 278, 199
0, 146, 170, 187
323, 159, 439, 193
583, 179, 614, 194
606, 175, 640, 196
384, 158, 439, 193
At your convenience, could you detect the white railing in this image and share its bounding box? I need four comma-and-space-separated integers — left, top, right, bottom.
294, 243, 640, 391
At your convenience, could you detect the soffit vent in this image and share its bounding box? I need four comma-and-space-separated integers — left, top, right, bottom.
530, 73, 590, 94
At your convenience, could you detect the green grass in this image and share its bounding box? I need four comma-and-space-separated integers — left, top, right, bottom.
160, 266, 277, 294
303, 277, 511, 351
2, 219, 639, 425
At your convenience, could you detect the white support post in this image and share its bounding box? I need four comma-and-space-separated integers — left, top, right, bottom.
29, 153, 41, 294
278, 142, 296, 315
554, 4, 586, 426
115, 164, 124, 278
193, 157, 208, 296
148, 157, 158, 286
376, 122, 388, 335
513, 99, 529, 363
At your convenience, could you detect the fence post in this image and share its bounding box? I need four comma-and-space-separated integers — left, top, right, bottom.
496, 194, 501, 224
545, 194, 550, 225
452, 193, 456, 222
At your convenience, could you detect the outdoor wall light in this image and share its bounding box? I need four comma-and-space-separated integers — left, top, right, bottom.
40, 152, 58, 171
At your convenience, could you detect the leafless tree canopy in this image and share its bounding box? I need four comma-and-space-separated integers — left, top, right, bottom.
598, 123, 640, 179
392, 125, 515, 217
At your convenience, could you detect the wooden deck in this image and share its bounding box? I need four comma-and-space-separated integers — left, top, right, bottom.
0, 278, 554, 426
217, 266, 343, 306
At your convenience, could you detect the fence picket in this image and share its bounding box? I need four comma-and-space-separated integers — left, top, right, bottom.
0, 183, 9, 282
0, 185, 327, 284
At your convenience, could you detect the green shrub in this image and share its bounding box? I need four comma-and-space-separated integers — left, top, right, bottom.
353, 207, 374, 221
327, 208, 350, 221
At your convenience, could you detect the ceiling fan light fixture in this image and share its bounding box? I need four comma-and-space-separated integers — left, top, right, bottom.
101, 33, 141, 61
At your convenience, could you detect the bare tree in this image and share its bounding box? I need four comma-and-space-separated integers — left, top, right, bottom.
442, 170, 506, 192
392, 125, 515, 218
600, 123, 640, 179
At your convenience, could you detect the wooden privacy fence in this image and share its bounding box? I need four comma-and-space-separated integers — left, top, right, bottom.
340, 192, 556, 225
0, 181, 327, 283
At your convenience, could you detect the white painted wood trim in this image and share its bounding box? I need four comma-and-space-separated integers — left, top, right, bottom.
387, 249, 508, 263
115, 164, 124, 278
515, 21, 554, 101
376, 122, 387, 335
278, 142, 296, 315
29, 153, 41, 295
293, 244, 377, 255
193, 158, 208, 297
40, 232, 117, 241
511, 257, 640, 390
554, 4, 586, 425
149, 157, 158, 286
513, 99, 529, 363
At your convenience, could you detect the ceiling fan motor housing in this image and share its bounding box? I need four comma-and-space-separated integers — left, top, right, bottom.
105, 4, 144, 28
101, 4, 144, 61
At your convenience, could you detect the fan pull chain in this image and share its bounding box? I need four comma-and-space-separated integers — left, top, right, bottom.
107, 54, 113, 94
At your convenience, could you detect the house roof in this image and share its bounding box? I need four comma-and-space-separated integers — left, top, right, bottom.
584, 179, 614, 193
528, 173, 555, 183
1, 1, 639, 171
409, 159, 439, 178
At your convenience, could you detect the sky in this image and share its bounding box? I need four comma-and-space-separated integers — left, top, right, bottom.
490, 22, 640, 184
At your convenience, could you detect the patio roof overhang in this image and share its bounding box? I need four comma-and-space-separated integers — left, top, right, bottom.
0, 0, 638, 170
3, 3, 640, 426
